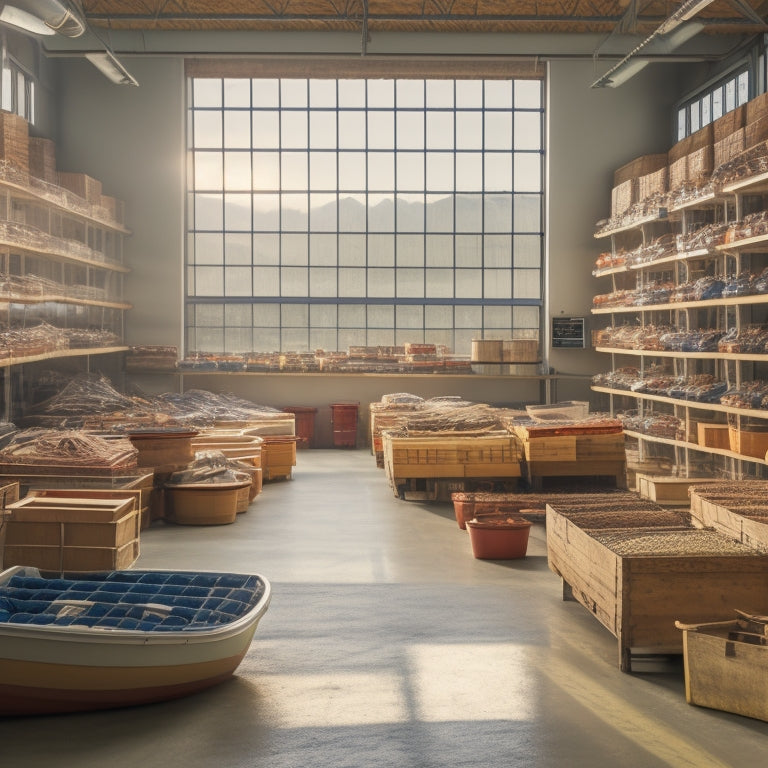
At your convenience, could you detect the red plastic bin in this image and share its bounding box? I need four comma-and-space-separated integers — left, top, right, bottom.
282, 406, 317, 449
331, 403, 359, 448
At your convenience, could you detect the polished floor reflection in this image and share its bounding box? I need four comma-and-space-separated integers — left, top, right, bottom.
1, 449, 767, 767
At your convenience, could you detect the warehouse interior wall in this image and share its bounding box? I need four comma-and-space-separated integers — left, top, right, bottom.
547, 59, 679, 393
49, 49, 679, 426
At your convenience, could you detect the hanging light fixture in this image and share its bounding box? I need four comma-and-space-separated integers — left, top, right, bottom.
0, 1, 85, 37
592, 0, 717, 88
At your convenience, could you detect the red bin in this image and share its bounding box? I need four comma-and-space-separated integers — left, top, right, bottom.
330, 402, 359, 448
282, 406, 317, 449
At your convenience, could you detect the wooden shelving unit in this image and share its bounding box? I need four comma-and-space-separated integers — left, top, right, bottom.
591, 168, 768, 478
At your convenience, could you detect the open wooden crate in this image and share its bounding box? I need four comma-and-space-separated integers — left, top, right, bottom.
546, 502, 768, 672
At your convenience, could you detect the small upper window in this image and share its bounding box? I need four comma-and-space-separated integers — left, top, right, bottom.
1, 56, 35, 124
676, 68, 749, 140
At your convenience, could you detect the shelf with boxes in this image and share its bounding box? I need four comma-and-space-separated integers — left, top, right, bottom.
0, 111, 131, 419
591, 94, 768, 478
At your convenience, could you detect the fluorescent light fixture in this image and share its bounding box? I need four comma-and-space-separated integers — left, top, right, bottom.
680, 0, 716, 22
599, 58, 650, 88
86, 51, 139, 87
0, 6, 56, 35
0, 1, 85, 37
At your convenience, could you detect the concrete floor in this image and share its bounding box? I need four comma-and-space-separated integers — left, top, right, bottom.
2, 449, 768, 767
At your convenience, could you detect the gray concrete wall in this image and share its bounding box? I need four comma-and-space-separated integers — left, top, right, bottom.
546, 60, 679, 387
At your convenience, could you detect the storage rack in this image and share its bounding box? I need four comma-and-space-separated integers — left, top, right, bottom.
591, 169, 768, 479
0, 170, 131, 422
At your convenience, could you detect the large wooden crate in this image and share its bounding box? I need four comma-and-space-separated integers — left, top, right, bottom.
383, 432, 522, 496
546, 503, 768, 672
3, 538, 139, 573
2, 492, 142, 573
678, 618, 768, 722
513, 425, 626, 488
690, 483, 768, 552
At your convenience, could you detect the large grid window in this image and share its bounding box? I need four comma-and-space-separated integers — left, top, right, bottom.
186, 76, 544, 356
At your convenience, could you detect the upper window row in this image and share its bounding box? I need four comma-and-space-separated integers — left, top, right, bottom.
677, 69, 749, 141
192, 78, 542, 110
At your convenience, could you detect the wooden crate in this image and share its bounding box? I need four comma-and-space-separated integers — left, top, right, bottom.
729, 426, 768, 458
0, 473, 154, 512
635, 474, 719, 506
697, 422, 730, 449
261, 437, 297, 470
6, 494, 136, 522
383, 433, 522, 495
3, 538, 139, 573
546, 503, 768, 672
678, 619, 768, 722
502, 339, 539, 363
690, 486, 768, 552
4, 508, 140, 548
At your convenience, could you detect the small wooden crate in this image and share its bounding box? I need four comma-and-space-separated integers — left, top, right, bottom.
635, 474, 719, 506
729, 426, 768, 458
678, 619, 768, 722
697, 422, 730, 449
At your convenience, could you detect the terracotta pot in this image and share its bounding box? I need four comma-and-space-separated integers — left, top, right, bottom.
466, 517, 532, 559
452, 497, 474, 529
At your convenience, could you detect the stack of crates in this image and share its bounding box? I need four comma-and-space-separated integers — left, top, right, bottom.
331, 403, 359, 448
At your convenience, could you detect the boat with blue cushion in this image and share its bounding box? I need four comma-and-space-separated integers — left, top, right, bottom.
0, 565, 271, 715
